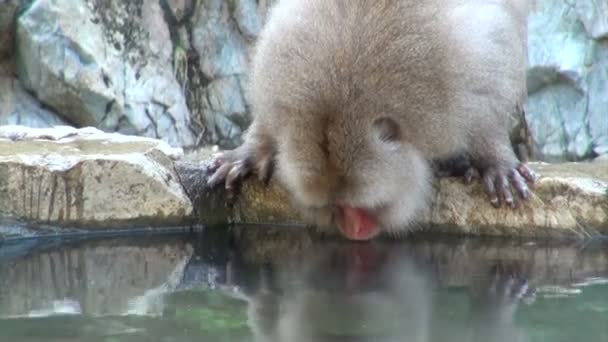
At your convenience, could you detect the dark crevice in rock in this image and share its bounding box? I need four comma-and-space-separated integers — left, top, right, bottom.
582, 84, 596, 160
527, 67, 583, 95
115, 115, 131, 133
25, 89, 79, 128
16, 0, 37, 17
228, 4, 250, 44
159, 0, 212, 148
158, 0, 181, 43
144, 108, 160, 138
104, 100, 115, 116
101, 72, 111, 87
185, 70, 213, 144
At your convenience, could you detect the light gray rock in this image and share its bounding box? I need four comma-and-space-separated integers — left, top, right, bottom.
575, 0, 608, 39
15, 0, 197, 148
587, 46, 608, 156
186, 0, 265, 147
0, 63, 69, 127
527, 0, 608, 160
0, 125, 193, 228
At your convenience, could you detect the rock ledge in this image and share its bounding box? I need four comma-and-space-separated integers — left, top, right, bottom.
182, 153, 608, 239
1, 127, 606, 239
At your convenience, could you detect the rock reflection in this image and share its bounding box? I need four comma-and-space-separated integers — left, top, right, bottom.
0, 234, 193, 318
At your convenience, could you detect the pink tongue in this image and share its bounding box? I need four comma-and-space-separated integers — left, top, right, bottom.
337, 206, 379, 241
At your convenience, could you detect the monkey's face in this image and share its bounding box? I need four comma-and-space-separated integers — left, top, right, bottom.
276, 117, 432, 241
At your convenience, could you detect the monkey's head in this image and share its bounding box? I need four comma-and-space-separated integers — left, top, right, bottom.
275, 113, 431, 241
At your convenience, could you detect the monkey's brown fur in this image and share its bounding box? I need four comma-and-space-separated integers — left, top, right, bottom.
209, 0, 535, 240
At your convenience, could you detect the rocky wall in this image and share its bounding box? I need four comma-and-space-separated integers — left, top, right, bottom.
0, 0, 606, 159
527, 0, 608, 160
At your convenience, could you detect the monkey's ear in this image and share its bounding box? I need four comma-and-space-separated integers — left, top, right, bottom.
372, 117, 401, 142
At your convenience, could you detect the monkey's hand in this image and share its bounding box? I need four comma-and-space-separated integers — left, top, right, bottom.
206, 140, 275, 196
464, 162, 536, 208
471, 263, 533, 331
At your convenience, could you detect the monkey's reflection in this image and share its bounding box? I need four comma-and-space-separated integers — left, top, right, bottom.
222, 242, 530, 342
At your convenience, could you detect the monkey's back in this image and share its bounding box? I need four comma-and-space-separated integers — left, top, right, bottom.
248, 0, 528, 159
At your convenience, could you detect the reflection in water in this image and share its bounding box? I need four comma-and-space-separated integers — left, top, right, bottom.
0, 234, 194, 318
0, 227, 606, 341
245, 243, 435, 342
234, 241, 530, 342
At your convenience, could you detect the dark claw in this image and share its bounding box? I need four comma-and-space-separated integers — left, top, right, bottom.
207, 163, 232, 187
226, 162, 247, 190
205, 145, 275, 198
208, 153, 225, 171
464, 167, 478, 184
509, 169, 530, 200
498, 174, 515, 208
517, 163, 537, 184
482, 170, 500, 207
473, 162, 536, 208
256, 158, 274, 185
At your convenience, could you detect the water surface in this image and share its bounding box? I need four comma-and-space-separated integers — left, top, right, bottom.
0, 226, 607, 341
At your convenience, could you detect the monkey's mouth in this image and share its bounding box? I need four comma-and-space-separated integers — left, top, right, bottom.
335, 205, 379, 241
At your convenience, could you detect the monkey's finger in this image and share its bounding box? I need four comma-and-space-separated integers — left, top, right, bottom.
257, 158, 274, 185
207, 163, 232, 187
225, 164, 248, 201
464, 167, 478, 184
482, 171, 500, 207
497, 174, 515, 208
226, 162, 248, 190
210, 152, 226, 169
509, 169, 530, 200
517, 163, 537, 184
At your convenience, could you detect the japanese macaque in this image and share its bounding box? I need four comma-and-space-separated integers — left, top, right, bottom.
208, 0, 535, 240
